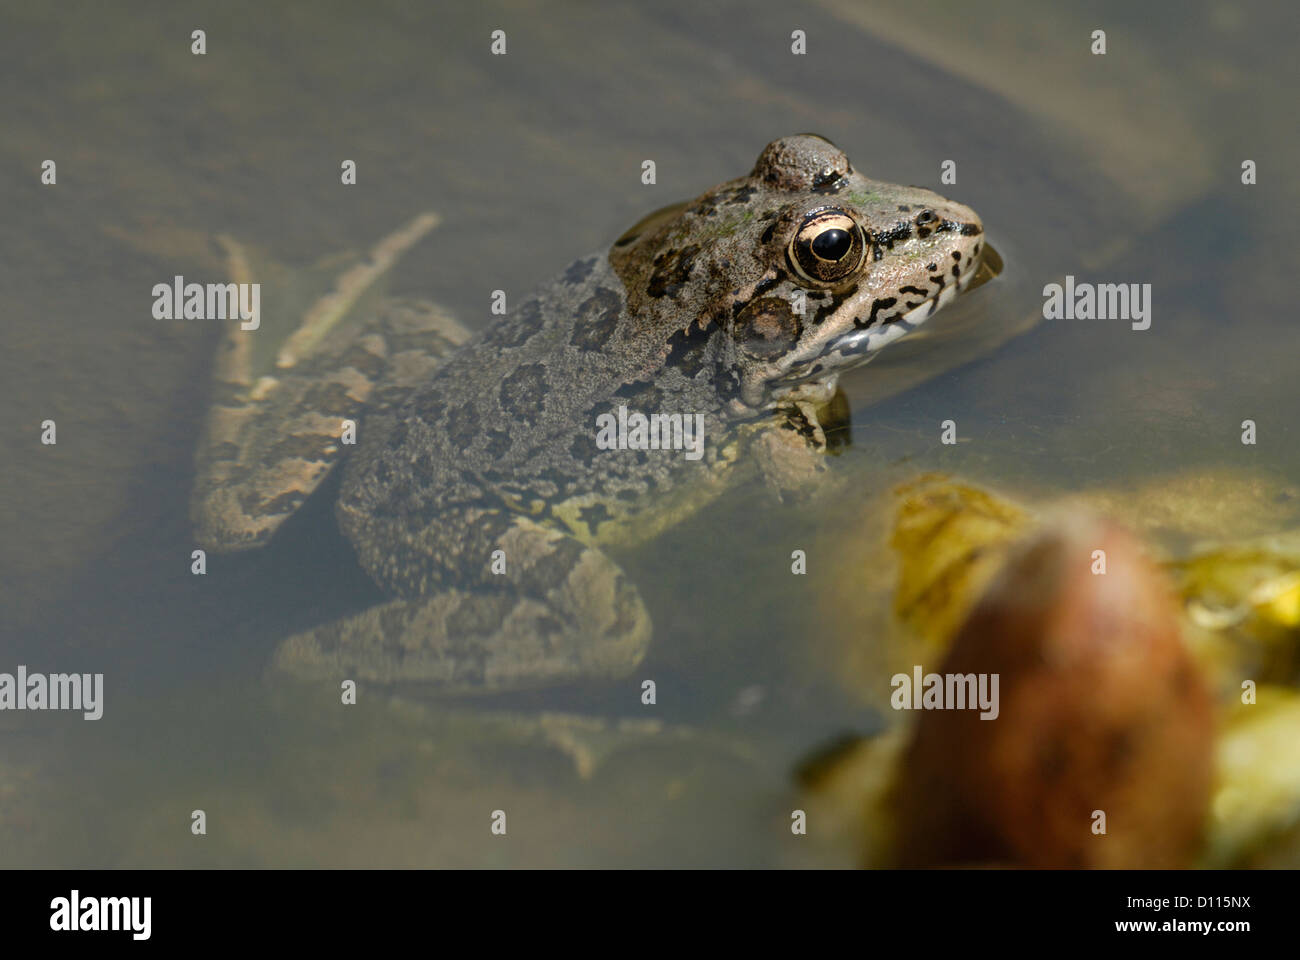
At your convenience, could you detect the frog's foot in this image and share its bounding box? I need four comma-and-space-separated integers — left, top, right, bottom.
267, 518, 652, 693
754, 424, 830, 501
191, 216, 469, 551
752, 392, 850, 502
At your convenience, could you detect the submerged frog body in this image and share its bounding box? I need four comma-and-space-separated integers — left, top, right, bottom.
191, 135, 986, 692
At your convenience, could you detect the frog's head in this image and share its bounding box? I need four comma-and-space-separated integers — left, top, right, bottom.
610, 134, 987, 411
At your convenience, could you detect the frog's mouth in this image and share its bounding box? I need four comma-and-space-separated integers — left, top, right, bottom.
773, 241, 1002, 390
826, 274, 970, 356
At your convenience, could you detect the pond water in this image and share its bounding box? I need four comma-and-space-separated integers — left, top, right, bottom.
2, 0, 1297, 866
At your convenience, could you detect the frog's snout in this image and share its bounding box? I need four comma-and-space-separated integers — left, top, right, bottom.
930, 200, 998, 293
916, 199, 985, 297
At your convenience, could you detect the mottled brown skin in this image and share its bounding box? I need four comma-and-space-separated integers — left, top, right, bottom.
892, 515, 1215, 868
193, 135, 986, 692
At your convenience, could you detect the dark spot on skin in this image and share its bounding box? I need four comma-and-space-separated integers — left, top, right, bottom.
959, 222, 982, 236
570, 287, 622, 351
951, 265, 960, 278
917, 227, 931, 239
876, 222, 913, 247
663, 319, 715, 375
499, 363, 547, 426
872, 244, 883, 262
898, 285, 927, 296
929, 275, 945, 286
753, 274, 780, 297
724, 184, 758, 205
647, 244, 700, 298
489, 298, 543, 348
904, 301, 921, 309
613, 232, 639, 248
897, 205, 911, 212
445, 404, 482, 453
865, 297, 897, 326
952, 251, 962, 261
926, 263, 937, 272
484, 430, 512, 459
577, 501, 613, 535
532, 467, 579, 501
760, 222, 778, 244
973, 242, 982, 255
613, 378, 661, 407
569, 431, 600, 466
443, 590, 517, 644
812, 289, 850, 326
562, 256, 598, 285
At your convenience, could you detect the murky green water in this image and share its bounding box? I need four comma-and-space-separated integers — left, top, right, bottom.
2, 0, 1297, 867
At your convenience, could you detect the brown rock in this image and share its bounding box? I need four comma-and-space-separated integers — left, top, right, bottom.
892, 514, 1214, 868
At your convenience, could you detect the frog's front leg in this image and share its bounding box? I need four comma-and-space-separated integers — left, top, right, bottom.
267, 514, 652, 693
753, 389, 851, 501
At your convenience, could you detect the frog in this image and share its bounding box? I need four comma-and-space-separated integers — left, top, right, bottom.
190, 134, 988, 694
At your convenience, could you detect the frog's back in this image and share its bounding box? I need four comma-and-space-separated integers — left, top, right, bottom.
337, 254, 726, 529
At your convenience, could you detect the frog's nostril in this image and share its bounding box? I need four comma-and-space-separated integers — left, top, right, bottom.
916, 209, 937, 224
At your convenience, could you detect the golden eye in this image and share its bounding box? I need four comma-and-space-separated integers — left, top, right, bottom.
787, 209, 867, 285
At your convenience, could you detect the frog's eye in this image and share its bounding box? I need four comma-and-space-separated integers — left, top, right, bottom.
787, 209, 867, 285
